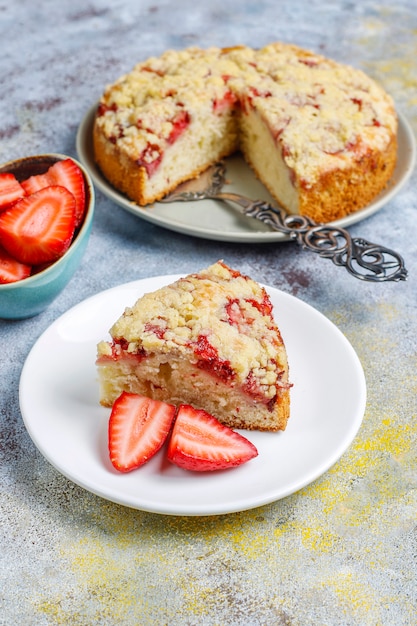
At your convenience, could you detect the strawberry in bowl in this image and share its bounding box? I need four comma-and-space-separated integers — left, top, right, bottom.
0, 153, 94, 319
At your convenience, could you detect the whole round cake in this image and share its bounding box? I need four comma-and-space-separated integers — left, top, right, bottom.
93, 42, 397, 223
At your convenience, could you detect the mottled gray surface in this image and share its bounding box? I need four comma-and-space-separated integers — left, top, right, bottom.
1, 1, 416, 624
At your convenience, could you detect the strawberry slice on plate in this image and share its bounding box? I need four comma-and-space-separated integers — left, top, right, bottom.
108, 392, 176, 472
0, 173, 25, 211
21, 158, 86, 226
167, 404, 258, 471
0, 185, 76, 265
0, 244, 31, 283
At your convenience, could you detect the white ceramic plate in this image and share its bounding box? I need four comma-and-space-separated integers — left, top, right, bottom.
19, 276, 366, 516
76, 104, 415, 243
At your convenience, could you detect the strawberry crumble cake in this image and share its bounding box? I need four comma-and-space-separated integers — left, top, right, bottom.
96, 261, 291, 432
93, 42, 397, 223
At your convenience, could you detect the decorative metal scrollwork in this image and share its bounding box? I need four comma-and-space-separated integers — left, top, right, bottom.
244, 202, 407, 282
162, 162, 407, 282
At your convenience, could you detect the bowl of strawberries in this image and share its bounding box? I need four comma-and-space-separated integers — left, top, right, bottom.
0, 153, 95, 319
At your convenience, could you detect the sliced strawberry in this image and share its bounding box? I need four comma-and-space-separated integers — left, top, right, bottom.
0, 185, 76, 265
0, 244, 31, 283
47, 159, 86, 226
20, 172, 51, 196
0, 173, 25, 211
167, 405, 258, 472
192, 334, 235, 384
20, 159, 86, 226
108, 392, 176, 472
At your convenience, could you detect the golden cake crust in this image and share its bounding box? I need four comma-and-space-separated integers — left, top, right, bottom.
298, 134, 398, 222
93, 42, 397, 222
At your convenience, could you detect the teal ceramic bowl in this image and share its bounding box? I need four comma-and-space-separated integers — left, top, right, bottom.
0, 153, 95, 319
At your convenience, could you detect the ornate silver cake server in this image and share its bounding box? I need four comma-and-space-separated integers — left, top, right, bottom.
160, 162, 407, 283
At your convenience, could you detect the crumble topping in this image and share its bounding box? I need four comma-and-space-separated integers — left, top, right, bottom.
95, 42, 396, 185
105, 261, 286, 399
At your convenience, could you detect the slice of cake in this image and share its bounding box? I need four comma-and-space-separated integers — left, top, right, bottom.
93, 42, 397, 223
96, 261, 291, 431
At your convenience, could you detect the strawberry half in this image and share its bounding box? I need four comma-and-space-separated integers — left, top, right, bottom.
21, 158, 86, 227
0, 185, 76, 265
0, 173, 25, 211
0, 244, 31, 283
48, 159, 86, 226
167, 405, 258, 471
20, 172, 50, 196
108, 392, 176, 472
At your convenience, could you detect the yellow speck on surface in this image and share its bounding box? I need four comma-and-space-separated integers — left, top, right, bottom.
322, 571, 381, 620
32, 292, 417, 626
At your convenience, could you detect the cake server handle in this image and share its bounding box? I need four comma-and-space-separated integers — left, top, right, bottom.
160, 161, 407, 283
214, 192, 407, 282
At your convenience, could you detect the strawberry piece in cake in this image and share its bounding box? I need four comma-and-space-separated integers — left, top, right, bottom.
96, 261, 291, 432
